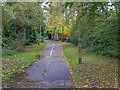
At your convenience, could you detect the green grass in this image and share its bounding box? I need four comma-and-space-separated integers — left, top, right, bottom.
2, 43, 46, 81
62, 43, 118, 88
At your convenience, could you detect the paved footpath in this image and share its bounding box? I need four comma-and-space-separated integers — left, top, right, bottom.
6, 40, 74, 88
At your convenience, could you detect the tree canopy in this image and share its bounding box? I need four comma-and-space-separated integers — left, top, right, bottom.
2, 2, 119, 58
2, 2, 45, 52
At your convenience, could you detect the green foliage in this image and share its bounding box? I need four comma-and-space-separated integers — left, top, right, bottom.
2, 49, 19, 56
37, 35, 44, 44
64, 2, 74, 8
67, 2, 119, 58
2, 2, 45, 51
26, 27, 37, 45
2, 2, 119, 58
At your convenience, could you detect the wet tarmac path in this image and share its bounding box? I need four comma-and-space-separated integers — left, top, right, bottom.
5, 40, 74, 88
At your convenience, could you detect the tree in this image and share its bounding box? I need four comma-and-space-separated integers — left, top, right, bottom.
2, 2, 45, 52
65, 2, 119, 58
45, 2, 72, 41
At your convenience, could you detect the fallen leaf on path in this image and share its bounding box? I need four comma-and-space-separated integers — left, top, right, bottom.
83, 85, 88, 88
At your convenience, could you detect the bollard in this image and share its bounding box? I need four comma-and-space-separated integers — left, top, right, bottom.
78, 43, 82, 64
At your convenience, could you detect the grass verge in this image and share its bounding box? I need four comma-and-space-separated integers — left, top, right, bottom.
62, 42, 118, 88
2, 43, 46, 81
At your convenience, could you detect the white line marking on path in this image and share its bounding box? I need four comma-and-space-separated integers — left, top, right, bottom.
44, 43, 55, 77
50, 43, 55, 56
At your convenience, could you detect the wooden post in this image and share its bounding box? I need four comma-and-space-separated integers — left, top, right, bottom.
78, 43, 82, 64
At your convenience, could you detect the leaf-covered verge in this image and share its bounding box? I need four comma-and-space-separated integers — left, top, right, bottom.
62, 43, 118, 88
2, 43, 46, 81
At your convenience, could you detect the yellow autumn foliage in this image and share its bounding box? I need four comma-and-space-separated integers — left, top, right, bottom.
46, 12, 72, 36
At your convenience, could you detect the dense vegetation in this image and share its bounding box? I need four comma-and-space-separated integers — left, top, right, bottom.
2, 2, 119, 58
67, 2, 119, 58
45, 2, 119, 58
2, 2, 45, 55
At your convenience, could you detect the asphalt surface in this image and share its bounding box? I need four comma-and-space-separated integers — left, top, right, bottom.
4, 40, 74, 88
